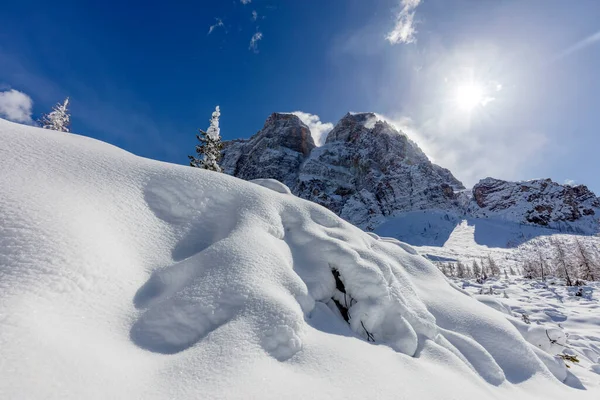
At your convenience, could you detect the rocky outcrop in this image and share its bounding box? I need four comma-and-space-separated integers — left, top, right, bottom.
469, 177, 600, 234
221, 113, 315, 189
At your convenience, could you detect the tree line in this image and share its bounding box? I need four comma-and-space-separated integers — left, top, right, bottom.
436, 236, 600, 285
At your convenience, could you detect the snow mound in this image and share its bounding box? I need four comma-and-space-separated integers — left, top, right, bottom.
0, 118, 590, 399
250, 178, 292, 194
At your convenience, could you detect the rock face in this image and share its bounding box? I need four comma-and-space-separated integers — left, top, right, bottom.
221, 113, 315, 189
295, 113, 464, 229
469, 178, 600, 234
222, 112, 464, 229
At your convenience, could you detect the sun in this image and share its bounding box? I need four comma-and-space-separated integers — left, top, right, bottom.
454, 82, 485, 111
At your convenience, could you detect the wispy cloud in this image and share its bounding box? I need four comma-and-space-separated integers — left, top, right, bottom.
252, 10, 258, 21
291, 111, 334, 146
208, 18, 224, 35
386, 0, 421, 45
240, 0, 251, 4
249, 32, 263, 52
564, 179, 576, 186
555, 30, 600, 60
0, 89, 34, 124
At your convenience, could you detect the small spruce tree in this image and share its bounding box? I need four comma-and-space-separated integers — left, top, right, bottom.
40, 97, 71, 132
189, 106, 223, 172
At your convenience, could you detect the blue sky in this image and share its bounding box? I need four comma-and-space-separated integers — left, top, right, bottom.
1, 0, 600, 192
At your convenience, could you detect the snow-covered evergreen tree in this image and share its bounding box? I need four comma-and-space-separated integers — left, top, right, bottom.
189, 106, 223, 172
40, 98, 71, 132
472, 260, 481, 278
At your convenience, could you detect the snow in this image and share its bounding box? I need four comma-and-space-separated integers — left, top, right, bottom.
206, 105, 221, 140
376, 209, 600, 269
458, 277, 600, 390
1, 117, 598, 399
250, 178, 292, 194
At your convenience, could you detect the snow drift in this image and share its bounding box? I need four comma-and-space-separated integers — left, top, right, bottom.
0, 118, 594, 399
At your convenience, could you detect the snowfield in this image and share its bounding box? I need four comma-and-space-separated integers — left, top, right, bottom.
457, 276, 600, 391
0, 118, 598, 399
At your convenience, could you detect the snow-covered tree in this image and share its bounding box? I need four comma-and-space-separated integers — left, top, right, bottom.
40, 97, 71, 132
574, 237, 599, 281
487, 254, 500, 277
550, 238, 573, 286
455, 261, 466, 278
189, 106, 223, 172
472, 260, 481, 278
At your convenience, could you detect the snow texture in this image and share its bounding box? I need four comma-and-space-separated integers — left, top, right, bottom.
0, 117, 596, 399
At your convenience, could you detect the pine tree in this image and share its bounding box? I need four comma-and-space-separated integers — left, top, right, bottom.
40, 97, 71, 132
189, 106, 223, 172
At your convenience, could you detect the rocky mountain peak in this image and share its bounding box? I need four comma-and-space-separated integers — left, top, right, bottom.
259, 113, 315, 155
220, 113, 315, 188
326, 112, 388, 144
470, 177, 600, 233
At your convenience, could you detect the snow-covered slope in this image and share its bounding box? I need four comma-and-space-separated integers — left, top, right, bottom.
0, 118, 596, 399
457, 276, 600, 390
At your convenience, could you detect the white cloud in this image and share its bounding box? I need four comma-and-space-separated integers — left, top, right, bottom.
249, 32, 263, 52
252, 10, 258, 21
564, 179, 576, 186
240, 0, 251, 4
208, 18, 224, 35
291, 111, 334, 146
386, 0, 421, 45
0, 89, 34, 124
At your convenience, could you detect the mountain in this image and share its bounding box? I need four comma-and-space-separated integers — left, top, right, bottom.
222, 112, 600, 234
468, 177, 600, 234
222, 112, 465, 230
1, 117, 584, 398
